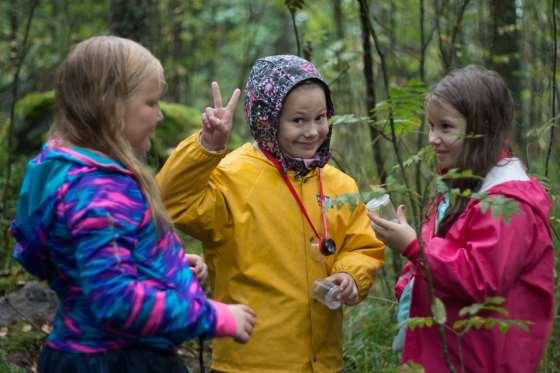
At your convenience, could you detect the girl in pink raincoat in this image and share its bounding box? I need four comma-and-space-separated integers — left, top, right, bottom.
370, 65, 554, 373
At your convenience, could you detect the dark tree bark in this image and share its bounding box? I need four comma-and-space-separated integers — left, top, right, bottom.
165, 0, 184, 102
357, 0, 386, 184
435, 0, 471, 71
490, 0, 523, 154
545, 0, 558, 176
109, 0, 159, 50
2, 0, 39, 269
415, 0, 427, 200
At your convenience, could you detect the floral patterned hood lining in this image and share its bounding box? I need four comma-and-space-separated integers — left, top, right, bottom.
243, 55, 334, 176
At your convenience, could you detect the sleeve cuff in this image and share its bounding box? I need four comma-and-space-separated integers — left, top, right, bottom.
209, 300, 237, 338
403, 239, 420, 261
197, 132, 228, 154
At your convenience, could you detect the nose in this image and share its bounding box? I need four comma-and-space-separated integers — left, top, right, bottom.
156, 106, 164, 124
428, 127, 441, 146
303, 123, 319, 138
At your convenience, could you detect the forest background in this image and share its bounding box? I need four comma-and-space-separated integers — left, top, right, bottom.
0, 0, 558, 372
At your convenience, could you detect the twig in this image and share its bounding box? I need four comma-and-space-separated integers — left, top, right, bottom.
545, 0, 557, 177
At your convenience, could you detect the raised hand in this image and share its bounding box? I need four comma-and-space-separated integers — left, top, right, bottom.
200, 81, 241, 152
227, 304, 256, 343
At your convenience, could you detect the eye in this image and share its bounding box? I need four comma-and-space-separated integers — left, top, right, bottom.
316, 113, 327, 122
293, 117, 305, 124
147, 100, 160, 108
440, 122, 453, 131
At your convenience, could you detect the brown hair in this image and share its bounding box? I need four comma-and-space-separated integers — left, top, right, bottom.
49, 35, 170, 227
426, 65, 514, 236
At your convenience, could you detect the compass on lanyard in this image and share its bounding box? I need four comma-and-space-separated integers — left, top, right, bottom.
261, 148, 336, 256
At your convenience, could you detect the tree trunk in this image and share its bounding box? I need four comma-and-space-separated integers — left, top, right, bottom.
357, 0, 386, 184
109, 0, 159, 50
490, 0, 523, 154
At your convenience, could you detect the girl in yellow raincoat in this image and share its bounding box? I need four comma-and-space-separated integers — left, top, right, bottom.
157, 55, 384, 373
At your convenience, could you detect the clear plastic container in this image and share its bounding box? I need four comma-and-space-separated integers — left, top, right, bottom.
366, 193, 398, 222
312, 279, 341, 310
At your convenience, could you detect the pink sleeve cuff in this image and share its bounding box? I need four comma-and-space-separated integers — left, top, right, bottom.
403, 239, 420, 261
209, 300, 237, 338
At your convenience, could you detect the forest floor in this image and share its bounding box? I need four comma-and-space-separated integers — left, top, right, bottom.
0, 278, 211, 372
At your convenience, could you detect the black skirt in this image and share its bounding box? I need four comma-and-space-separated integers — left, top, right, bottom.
38, 345, 189, 373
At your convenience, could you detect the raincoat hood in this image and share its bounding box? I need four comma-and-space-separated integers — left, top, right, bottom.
243, 55, 334, 176
10, 140, 131, 279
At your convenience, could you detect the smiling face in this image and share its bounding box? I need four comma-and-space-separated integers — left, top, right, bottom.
123, 75, 164, 155
426, 98, 467, 171
277, 84, 329, 159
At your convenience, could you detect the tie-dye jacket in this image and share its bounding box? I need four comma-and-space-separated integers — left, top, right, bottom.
10, 141, 229, 353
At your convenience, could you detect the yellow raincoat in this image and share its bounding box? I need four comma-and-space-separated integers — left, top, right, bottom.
156, 133, 384, 372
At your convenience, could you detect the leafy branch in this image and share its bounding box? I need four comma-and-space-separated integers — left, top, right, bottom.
404, 296, 530, 373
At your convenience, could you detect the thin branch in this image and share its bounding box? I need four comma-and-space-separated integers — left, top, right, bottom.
363, 3, 421, 227
289, 9, 302, 57
415, 0, 427, 213
545, 0, 557, 176
357, 0, 387, 184
1, 0, 40, 270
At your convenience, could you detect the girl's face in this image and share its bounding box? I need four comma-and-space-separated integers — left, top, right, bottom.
426, 98, 467, 170
124, 75, 164, 155
278, 85, 329, 159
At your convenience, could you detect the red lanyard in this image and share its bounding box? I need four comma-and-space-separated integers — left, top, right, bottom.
260, 149, 332, 251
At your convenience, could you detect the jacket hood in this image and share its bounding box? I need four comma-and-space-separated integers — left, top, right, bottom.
480, 158, 551, 227
10, 140, 131, 278
243, 55, 334, 176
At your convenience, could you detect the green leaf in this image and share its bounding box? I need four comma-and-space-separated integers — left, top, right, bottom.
498, 321, 510, 334
329, 114, 363, 126
431, 297, 447, 325
483, 318, 497, 330
482, 305, 509, 316
484, 296, 505, 305
285, 0, 305, 12
459, 303, 484, 317
333, 193, 361, 211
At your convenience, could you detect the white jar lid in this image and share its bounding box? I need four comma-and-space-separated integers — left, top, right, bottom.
366, 193, 391, 210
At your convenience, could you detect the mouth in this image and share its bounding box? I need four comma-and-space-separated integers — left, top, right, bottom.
297, 141, 318, 147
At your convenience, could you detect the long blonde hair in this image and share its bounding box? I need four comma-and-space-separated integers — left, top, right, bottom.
50, 35, 170, 227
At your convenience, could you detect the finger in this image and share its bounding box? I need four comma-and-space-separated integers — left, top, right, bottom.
244, 305, 257, 318
397, 204, 408, 224
339, 277, 350, 291
225, 88, 241, 112
371, 221, 387, 234
212, 81, 223, 108
207, 108, 223, 127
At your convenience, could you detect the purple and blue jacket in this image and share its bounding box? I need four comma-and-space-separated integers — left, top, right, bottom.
10, 141, 232, 353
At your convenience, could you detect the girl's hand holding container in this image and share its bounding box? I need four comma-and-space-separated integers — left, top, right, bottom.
368, 204, 417, 254
312, 280, 342, 310
325, 272, 360, 306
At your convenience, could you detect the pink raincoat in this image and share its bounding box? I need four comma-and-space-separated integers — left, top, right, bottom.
396, 160, 554, 372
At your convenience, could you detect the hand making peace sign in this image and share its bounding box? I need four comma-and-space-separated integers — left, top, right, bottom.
200, 81, 241, 152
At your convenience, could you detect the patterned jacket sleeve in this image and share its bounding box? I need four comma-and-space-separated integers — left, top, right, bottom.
64, 171, 220, 341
